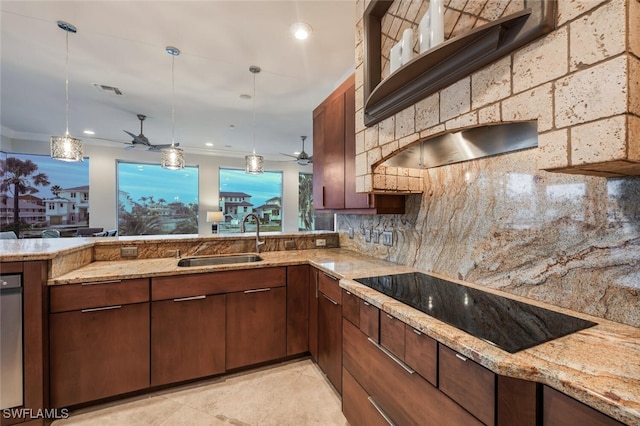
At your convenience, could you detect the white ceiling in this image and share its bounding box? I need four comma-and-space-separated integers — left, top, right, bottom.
0, 0, 356, 161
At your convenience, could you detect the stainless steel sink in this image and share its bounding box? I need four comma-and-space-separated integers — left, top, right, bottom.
177, 254, 263, 267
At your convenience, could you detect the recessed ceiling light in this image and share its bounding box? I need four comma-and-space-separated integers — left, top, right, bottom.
83, 130, 95, 135
291, 22, 312, 40
239, 94, 251, 100
205, 142, 214, 147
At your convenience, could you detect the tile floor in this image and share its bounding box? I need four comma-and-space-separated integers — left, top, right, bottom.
52, 358, 348, 425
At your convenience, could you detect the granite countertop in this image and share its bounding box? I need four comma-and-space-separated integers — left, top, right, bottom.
10, 242, 640, 424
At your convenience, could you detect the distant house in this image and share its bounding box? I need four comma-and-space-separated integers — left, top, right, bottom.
255, 197, 281, 223
44, 185, 89, 226
0, 197, 47, 226
219, 192, 254, 221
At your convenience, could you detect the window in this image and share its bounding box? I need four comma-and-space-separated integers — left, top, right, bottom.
219, 168, 283, 233
298, 172, 334, 231
0, 151, 89, 237
117, 161, 199, 236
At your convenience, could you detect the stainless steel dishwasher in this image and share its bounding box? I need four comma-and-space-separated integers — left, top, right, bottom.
0, 273, 23, 410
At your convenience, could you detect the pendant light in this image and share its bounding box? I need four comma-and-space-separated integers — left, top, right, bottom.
161, 46, 186, 170
245, 65, 264, 174
50, 21, 83, 162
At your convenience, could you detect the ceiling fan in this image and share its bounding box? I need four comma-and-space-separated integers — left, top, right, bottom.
122, 114, 179, 151
281, 136, 312, 166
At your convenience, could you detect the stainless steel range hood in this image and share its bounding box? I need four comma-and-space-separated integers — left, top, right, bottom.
382, 121, 538, 169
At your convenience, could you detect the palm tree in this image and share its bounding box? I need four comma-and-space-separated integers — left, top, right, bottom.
0, 157, 50, 237
50, 185, 62, 197
298, 173, 314, 231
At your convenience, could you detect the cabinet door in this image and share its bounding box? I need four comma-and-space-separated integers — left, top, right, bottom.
287, 265, 309, 356
318, 290, 342, 394
322, 91, 346, 209
312, 106, 326, 210
50, 303, 150, 408
309, 268, 319, 361
151, 294, 225, 386
543, 386, 623, 426
226, 287, 286, 370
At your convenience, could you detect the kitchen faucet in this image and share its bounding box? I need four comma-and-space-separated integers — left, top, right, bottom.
241, 213, 265, 253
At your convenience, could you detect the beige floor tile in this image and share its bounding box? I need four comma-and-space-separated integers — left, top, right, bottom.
51, 359, 347, 426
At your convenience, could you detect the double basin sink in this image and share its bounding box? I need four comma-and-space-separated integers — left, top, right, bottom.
177, 253, 263, 267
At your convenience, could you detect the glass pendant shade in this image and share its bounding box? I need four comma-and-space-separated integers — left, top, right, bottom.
51, 21, 83, 162
51, 135, 83, 162
161, 146, 185, 170
245, 152, 264, 174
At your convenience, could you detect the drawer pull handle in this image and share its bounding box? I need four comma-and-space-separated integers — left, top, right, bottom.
315, 272, 319, 299
244, 288, 271, 294
412, 328, 422, 336
455, 353, 468, 362
363, 301, 371, 306
385, 313, 393, 319
81, 279, 122, 286
322, 294, 338, 305
368, 397, 396, 426
368, 337, 415, 375
173, 295, 206, 302
346, 291, 352, 295
81, 305, 121, 313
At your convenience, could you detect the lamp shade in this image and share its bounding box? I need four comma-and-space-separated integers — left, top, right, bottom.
206, 211, 224, 223
51, 135, 83, 162
161, 146, 185, 170
245, 153, 264, 174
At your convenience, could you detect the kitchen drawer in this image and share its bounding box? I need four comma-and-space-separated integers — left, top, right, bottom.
152, 267, 286, 301
318, 271, 341, 304
380, 311, 405, 360
50, 278, 149, 313
343, 320, 482, 426
342, 289, 360, 326
404, 324, 438, 387
543, 385, 623, 426
359, 298, 379, 340
439, 344, 496, 426
342, 367, 392, 426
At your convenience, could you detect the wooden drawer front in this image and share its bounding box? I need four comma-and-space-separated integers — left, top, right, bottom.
342, 289, 360, 327
152, 267, 286, 301
50, 302, 150, 407
359, 299, 379, 340
151, 295, 226, 387
404, 324, 438, 387
50, 278, 149, 313
318, 271, 341, 304
380, 312, 405, 360
343, 320, 483, 426
498, 376, 538, 426
342, 367, 392, 426
543, 386, 623, 426
439, 345, 496, 426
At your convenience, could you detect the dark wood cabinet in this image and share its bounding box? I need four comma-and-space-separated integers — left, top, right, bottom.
313, 74, 405, 214
404, 324, 437, 387
342, 289, 360, 327
308, 267, 319, 362
49, 299, 149, 407
380, 311, 404, 358
543, 386, 623, 426
226, 286, 286, 370
286, 265, 309, 356
151, 294, 225, 386
342, 367, 391, 426
317, 271, 342, 394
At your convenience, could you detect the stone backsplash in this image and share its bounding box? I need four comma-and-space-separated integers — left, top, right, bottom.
338, 148, 640, 328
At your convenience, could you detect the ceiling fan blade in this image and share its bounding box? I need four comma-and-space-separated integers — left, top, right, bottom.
123, 130, 150, 146
280, 153, 299, 159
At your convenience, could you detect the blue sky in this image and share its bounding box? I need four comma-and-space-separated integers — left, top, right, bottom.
5, 152, 89, 199
118, 162, 199, 204
219, 168, 282, 207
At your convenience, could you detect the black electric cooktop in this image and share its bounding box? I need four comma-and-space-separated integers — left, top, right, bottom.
354, 272, 596, 353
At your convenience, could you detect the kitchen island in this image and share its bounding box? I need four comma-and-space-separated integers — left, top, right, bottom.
1, 235, 638, 424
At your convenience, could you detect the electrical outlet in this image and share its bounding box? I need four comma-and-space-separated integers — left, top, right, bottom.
348, 227, 354, 239
365, 228, 371, 243
382, 231, 393, 247
315, 238, 327, 247
120, 246, 138, 257
284, 240, 296, 250
373, 229, 380, 243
